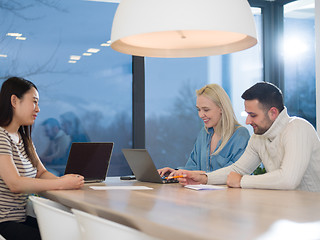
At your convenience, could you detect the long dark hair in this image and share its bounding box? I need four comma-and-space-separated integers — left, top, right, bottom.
0, 77, 38, 167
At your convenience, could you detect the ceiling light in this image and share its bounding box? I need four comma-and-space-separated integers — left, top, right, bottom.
16, 37, 26, 40
110, 0, 257, 58
0, 54, 8, 58
70, 55, 81, 60
87, 48, 100, 53
83, 53, 92, 56
6, 33, 22, 37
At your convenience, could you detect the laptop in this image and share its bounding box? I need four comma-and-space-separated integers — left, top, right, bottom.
64, 142, 114, 183
122, 149, 178, 184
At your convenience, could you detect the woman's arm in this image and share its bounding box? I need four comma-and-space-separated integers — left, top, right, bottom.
35, 153, 58, 179
0, 154, 84, 194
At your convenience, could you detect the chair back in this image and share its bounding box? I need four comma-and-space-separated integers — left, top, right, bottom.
29, 196, 81, 240
71, 208, 156, 240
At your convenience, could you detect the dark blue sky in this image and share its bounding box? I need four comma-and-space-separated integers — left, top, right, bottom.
0, 0, 210, 124
0, 0, 132, 125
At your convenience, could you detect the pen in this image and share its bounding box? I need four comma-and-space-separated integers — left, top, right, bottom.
165, 175, 187, 180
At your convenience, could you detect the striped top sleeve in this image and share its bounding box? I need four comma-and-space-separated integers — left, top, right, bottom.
0, 127, 37, 223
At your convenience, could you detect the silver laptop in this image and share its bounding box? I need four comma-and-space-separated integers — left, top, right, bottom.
122, 149, 178, 184
64, 142, 113, 183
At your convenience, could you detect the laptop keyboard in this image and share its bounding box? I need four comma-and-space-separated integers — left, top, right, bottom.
84, 179, 104, 184
162, 177, 179, 184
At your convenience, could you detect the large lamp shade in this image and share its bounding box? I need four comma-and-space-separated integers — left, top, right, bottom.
110, 0, 257, 58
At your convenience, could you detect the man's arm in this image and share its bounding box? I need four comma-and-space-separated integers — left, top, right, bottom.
240, 120, 316, 190
206, 137, 261, 185
226, 172, 243, 188
178, 170, 208, 186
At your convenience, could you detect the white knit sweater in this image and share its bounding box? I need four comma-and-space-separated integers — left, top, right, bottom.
207, 108, 320, 192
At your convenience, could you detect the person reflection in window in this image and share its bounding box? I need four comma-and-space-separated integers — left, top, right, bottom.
60, 111, 90, 146
40, 118, 71, 166
158, 84, 250, 177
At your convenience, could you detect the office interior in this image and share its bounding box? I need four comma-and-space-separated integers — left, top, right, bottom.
0, 0, 319, 177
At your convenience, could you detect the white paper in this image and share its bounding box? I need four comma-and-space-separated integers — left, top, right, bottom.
184, 184, 226, 191
90, 186, 153, 190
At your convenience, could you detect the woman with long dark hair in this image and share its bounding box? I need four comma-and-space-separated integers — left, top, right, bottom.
0, 77, 84, 240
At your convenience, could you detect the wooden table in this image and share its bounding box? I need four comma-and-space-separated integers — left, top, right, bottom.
40, 178, 320, 240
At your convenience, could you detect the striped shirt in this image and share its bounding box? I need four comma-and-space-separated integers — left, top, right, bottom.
0, 127, 37, 223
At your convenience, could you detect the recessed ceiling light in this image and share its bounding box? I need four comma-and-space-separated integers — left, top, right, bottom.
68, 60, 77, 63
83, 53, 92, 56
87, 48, 100, 53
0, 54, 8, 58
70, 55, 81, 60
100, 43, 110, 47
16, 37, 26, 40
6, 33, 22, 37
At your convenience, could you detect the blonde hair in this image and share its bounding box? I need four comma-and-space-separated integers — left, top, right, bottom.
196, 84, 241, 155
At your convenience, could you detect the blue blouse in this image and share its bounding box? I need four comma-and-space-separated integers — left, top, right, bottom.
181, 126, 250, 172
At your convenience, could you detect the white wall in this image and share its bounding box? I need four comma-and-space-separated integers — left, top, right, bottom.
316, 0, 320, 134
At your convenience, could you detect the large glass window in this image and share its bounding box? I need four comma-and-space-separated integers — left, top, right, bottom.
0, 0, 132, 176
283, 0, 315, 127
145, 9, 262, 169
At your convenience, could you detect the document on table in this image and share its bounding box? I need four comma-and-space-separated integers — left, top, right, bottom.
90, 186, 153, 190
184, 184, 227, 191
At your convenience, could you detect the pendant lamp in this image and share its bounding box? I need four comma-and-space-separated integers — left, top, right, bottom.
110, 0, 257, 58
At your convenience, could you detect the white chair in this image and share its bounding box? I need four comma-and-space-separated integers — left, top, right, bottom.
29, 196, 81, 240
71, 208, 157, 240
26, 197, 36, 218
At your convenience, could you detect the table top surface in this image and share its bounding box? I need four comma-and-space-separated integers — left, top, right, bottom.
40, 177, 320, 240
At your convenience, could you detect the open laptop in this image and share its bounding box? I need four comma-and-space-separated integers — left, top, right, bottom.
64, 142, 113, 183
122, 149, 178, 184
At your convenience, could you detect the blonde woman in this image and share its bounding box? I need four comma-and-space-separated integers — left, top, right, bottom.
158, 84, 250, 177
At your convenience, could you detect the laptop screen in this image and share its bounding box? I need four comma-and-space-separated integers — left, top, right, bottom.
122, 149, 166, 183
64, 142, 113, 180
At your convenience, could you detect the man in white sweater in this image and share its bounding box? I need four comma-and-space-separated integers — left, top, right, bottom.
178, 82, 320, 192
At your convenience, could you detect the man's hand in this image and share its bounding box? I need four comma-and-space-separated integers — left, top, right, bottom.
226, 172, 242, 188
177, 170, 208, 186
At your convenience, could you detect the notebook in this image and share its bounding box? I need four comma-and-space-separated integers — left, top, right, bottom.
122, 149, 178, 184
64, 142, 113, 183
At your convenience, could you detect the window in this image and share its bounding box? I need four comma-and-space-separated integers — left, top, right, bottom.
283, 0, 316, 127
0, 0, 132, 176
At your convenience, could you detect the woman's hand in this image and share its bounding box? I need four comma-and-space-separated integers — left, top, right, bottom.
59, 174, 84, 190
157, 167, 175, 177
